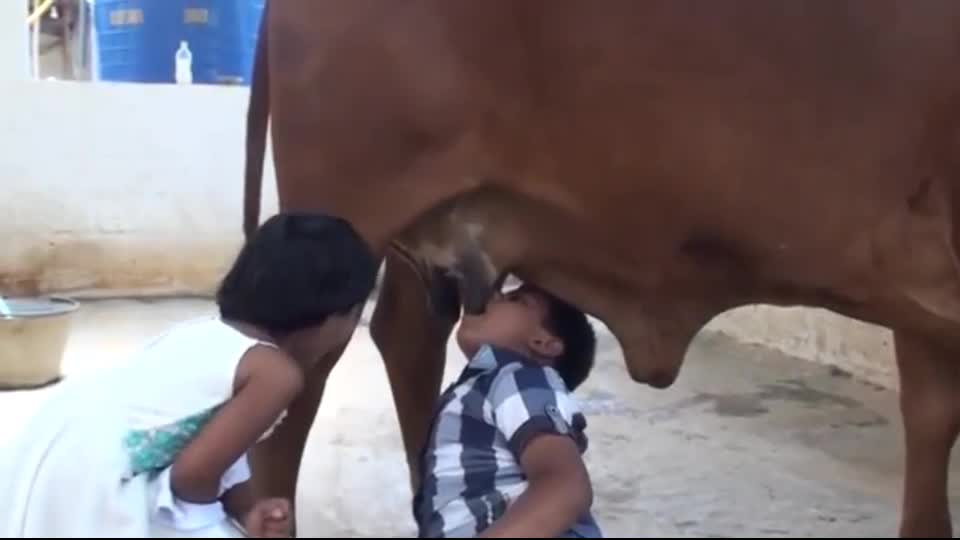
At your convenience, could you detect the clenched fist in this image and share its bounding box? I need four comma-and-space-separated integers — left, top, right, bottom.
244, 498, 293, 538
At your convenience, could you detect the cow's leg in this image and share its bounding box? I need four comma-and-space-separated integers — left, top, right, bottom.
371, 251, 461, 490
247, 339, 351, 528
895, 329, 960, 537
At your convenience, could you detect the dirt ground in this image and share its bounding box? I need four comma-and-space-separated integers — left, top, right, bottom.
2, 298, 959, 537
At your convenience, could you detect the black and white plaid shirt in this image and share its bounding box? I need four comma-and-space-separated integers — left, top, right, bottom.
413, 345, 602, 538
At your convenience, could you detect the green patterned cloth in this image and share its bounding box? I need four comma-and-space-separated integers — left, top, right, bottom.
122, 405, 222, 478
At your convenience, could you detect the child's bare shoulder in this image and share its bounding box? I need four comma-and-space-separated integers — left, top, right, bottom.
235, 344, 304, 396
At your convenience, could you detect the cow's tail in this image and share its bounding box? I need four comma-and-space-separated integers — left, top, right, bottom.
243, 0, 270, 241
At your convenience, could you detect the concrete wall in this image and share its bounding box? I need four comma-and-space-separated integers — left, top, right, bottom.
703, 306, 897, 390
0, 79, 278, 296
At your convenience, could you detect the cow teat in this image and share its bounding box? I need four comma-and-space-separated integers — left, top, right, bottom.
448, 251, 504, 315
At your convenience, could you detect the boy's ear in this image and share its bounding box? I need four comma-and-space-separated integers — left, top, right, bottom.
529, 330, 564, 359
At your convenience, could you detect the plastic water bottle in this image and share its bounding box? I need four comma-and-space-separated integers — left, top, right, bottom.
175, 41, 193, 84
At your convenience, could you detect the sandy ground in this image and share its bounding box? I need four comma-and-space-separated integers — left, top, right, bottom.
2, 298, 960, 538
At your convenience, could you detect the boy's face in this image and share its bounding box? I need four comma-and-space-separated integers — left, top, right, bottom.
456, 285, 564, 361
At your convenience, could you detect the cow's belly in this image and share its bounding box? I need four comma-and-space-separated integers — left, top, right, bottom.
263, 0, 960, 385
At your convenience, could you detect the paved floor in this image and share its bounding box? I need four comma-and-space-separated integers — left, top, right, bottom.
2, 298, 959, 537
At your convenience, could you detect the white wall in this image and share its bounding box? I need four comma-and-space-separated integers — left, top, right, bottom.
0, 79, 277, 296
1, 0, 29, 79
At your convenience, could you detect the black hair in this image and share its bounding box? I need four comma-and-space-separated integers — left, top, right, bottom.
528, 286, 597, 391
216, 212, 379, 334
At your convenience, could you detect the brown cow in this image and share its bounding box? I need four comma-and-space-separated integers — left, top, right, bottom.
242, 1, 960, 537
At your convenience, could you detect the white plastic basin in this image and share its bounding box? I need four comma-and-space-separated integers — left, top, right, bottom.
0, 296, 79, 389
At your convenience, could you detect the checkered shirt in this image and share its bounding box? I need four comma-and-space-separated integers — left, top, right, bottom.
413, 345, 602, 538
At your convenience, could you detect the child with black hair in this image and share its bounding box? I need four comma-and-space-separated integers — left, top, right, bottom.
413, 283, 602, 538
0, 212, 379, 538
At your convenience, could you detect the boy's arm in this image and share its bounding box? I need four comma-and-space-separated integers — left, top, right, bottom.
482, 366, 593, 538
478, 433, 593, 538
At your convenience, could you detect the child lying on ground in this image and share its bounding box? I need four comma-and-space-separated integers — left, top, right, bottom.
413, 284, 601, 538
0, 212, 379, 538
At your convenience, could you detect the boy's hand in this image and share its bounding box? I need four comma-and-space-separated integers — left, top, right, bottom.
244, 498, 293, 538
